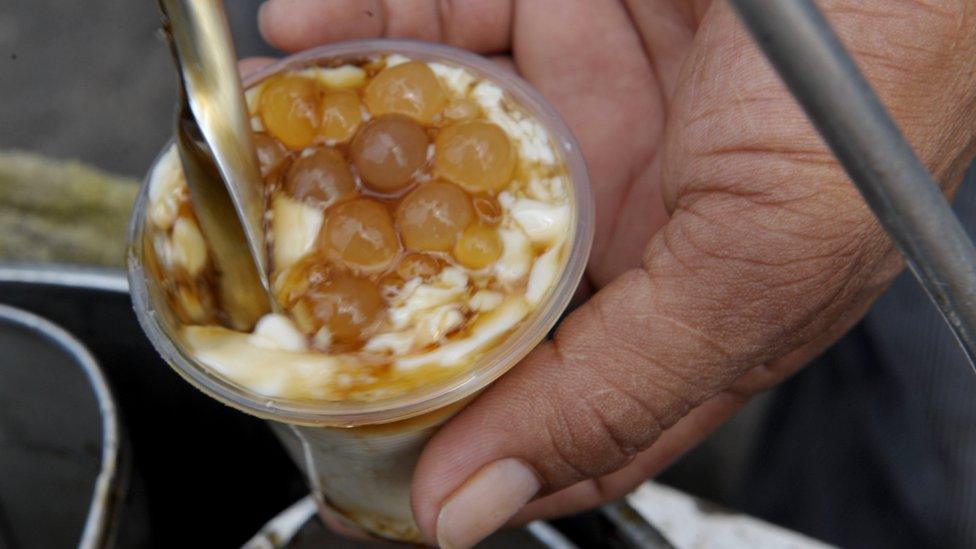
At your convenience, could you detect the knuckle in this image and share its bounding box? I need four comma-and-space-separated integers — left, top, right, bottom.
539, 384, 657, 485
537, 294, 711, 488
588, 271, 735, 394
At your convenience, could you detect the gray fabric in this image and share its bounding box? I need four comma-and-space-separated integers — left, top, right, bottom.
741, 164, 976, 549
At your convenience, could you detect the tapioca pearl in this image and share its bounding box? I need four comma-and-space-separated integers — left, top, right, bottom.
351, 115, 429, 194
378, 273, 406, 299
318, 198, 401, 274
294, 274, 385, 346
396, 253, 444, 280
435, 121, 515, 193
453, 225, 502, 269
284, 147, 356, 207
364, 61, 447, 124
443, 98, 480, 121
259, 75, 320, 150
273, 253, 334, 306
320, 90, 363, 143
397, 181, 474, 252
471, 193, 502, 225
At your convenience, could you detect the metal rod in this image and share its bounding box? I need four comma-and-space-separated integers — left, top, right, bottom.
526, 520, 580, 549
729, 0, 976, 370
602, 500, 676, 549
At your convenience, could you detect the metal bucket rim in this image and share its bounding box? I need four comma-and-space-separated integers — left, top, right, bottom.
0, 262, 128, 294
0, 301, 122, 548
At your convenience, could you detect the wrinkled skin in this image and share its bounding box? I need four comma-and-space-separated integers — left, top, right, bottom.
253, 0, 976, 545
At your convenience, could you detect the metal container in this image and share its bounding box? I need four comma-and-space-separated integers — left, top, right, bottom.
0, 301, 122, 548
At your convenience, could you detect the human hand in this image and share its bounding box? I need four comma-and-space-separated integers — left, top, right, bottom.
257, 0, 976, 547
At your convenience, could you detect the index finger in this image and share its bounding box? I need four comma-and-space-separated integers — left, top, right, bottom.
258, 0, 513, 54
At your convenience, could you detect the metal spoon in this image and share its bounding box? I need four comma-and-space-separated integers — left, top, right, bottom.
157, 0, 275, 329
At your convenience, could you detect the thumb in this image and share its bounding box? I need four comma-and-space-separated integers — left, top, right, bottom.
412, 208, 895, 548
410, 173, 896, 546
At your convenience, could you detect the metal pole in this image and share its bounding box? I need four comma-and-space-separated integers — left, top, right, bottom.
729, 0, 976, 370
603, 499, 676, 549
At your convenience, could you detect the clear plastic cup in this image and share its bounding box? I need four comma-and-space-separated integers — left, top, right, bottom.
127, 39, 593, 542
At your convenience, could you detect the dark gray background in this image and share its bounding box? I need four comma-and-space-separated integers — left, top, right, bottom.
0, 0, 275, 176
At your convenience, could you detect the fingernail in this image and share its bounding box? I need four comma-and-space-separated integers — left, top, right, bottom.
436, 459, 540, 549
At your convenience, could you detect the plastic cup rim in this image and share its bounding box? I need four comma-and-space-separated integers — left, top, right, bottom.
126, 38, 595, 426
